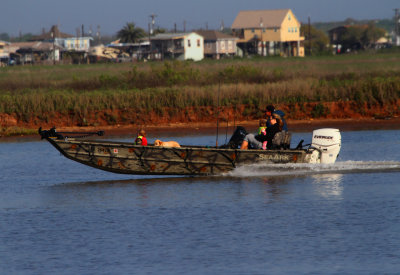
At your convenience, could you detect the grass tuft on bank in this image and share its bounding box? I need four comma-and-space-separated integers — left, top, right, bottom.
1, 52, 400, 126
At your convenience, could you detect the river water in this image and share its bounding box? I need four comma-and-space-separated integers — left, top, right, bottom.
1, 129, 400, 274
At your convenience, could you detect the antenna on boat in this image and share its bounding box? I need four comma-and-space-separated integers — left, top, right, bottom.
233, 80, 238, 129
225, 116, 229, 145
216, 80, 221, 147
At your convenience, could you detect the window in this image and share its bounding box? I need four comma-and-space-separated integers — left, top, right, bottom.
288, 28, 291, 32
274, 28, 277, 32
188, 39, 191, 47
197, 39, 200, 47
251, 28, 255, 33
263, 28, 266, 33
288, 14, 291, 20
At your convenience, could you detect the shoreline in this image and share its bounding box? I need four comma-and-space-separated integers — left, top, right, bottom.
1, 117, 399, 142
48, 117, 400, 136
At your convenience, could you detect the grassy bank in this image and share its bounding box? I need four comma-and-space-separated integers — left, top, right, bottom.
1, 52, 400, 129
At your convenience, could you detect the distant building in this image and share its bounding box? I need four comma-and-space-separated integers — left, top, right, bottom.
328, 25, 389, 53
195, 30, 237, 59
328, 26, 347, 54
31, 25, 92, 52
107, 40, 151, 61
88, 45, 122, 63
0, 40, 10, 66
5, 41, 63, 65
150, 32, 204, 61
231, 9, 304, 57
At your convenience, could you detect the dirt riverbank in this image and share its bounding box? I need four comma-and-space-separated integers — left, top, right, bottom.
52, 117, 400, 138
1, 100, 400, 138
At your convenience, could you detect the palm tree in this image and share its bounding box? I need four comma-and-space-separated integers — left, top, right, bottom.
117, 22, 146, 43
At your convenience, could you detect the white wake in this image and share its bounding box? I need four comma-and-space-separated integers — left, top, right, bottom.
226, 161, 400, 177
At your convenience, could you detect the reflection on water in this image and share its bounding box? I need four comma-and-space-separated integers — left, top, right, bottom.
312, 174, 344, 198
46, 175, 295, 209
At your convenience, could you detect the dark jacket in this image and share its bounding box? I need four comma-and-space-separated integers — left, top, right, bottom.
267, 109, 288, 131
255, 123, 281, 149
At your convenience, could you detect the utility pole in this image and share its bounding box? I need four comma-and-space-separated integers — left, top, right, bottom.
51, 31, 55, 65
259, 17, 264, 56
96, 25, 101, 42
395, 8, 400, 46
149, 13, 157, 35
308, 16, 312, 55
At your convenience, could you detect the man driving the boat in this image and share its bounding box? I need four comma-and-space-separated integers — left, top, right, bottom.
240, 113, 283, 150
265, 105, 288, 131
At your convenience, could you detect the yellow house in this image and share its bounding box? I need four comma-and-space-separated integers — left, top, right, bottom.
231, 9, 304, 57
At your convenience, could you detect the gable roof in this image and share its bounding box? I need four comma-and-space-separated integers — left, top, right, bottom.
30, 25, 73, 41
150, 32, 202, 40
6, 41, 64, 53
195, 30, 237, 40
231, 9, 290, 29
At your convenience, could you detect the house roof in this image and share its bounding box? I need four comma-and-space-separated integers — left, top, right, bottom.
150, 32, 201, 40
7, 42, 64, 53
30, 25, 73, 41
231, 9, 290, 29
195, 30, 237, 40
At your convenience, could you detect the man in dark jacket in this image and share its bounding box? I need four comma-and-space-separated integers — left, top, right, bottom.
265, 105, 288, 131
241, 113, 283, 149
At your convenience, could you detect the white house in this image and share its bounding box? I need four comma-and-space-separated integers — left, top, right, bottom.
195, 30, 238, 59
150, 32, 204, 61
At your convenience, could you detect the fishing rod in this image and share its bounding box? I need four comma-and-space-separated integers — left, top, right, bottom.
224, 81, 238, 145
225, 116, 229, 145
222, 81, 239, 146
216, 80, 221, 147
233, 80, 238, 129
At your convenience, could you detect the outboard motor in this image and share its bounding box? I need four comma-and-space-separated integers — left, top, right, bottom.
311, 128, 341, 164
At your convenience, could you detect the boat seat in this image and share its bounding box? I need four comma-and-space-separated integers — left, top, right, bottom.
224, 126, 248, 149
272, 131, 291, 149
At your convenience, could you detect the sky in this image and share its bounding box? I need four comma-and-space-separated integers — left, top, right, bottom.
1, 0, 399, 36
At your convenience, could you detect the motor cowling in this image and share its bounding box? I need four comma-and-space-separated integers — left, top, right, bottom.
311, 128, 341, 164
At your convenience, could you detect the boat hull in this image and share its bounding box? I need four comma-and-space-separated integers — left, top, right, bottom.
45, 137, 316, 176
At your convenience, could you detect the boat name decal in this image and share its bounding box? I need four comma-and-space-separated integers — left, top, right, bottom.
313, 135, 333, 140
258, 154, 291, 161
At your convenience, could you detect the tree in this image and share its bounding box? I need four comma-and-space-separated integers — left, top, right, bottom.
341, 26, 364, 51
0, 33, 10, 41
301, 25, 331, 55
153, 27, 166, 35
117, 22, 146, 43
361, 22, 386, 49
338, 22, 386, 52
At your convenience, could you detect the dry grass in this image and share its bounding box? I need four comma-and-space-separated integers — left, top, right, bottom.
1, 52, 400, 123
